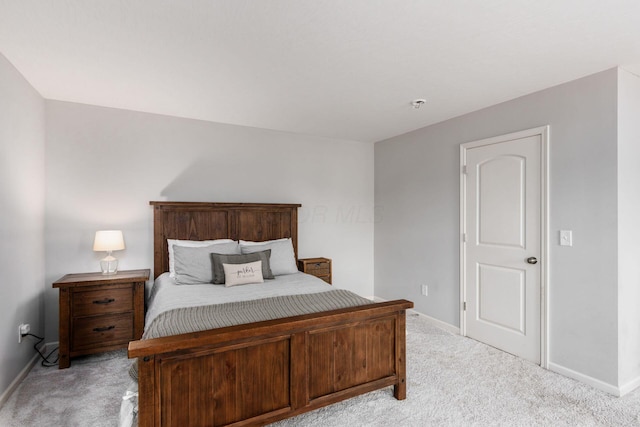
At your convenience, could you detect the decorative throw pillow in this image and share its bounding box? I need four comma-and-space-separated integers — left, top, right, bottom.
173, 242, 240, 285
223, 260, 264, 287
240, 238, 297, 276
168, 239, 235, 277
210, 250, 274, 284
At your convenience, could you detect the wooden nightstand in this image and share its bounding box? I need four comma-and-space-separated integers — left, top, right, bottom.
52, 269, 149, 369
298, 257, 332, 284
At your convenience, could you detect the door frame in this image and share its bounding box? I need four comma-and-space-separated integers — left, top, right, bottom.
459, 126, 550, 368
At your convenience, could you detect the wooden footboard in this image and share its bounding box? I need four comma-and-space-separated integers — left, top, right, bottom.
128, 299, 413, 427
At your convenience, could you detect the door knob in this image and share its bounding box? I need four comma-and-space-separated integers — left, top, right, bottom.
526, 257, 538, 264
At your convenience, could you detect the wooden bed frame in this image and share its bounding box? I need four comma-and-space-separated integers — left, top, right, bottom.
128, 202, 413, 426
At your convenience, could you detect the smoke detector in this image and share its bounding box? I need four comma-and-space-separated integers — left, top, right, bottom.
411, 99, 426, 109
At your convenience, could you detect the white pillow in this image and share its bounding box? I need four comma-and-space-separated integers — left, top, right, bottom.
239, 237, 290, 246
223, 260, 264, 287
173, 242, 241, 285
240, 238, 298, 276
168, 239, 235, 277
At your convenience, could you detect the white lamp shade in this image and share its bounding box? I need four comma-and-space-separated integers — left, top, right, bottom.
93, 230, 125, 252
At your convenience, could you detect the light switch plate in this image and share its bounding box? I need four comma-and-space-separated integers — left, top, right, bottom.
560, 230, 572, 246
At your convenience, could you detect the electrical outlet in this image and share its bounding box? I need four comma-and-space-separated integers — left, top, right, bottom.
18, 323, 30, 343
421, 284, 428, 296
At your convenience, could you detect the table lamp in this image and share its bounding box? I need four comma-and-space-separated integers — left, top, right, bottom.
93, 230, 125, 274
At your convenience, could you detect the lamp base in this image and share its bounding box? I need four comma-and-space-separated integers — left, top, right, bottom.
100, 254, 119, 275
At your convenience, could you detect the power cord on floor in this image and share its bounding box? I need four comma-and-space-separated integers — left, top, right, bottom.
22, 333, 59, 367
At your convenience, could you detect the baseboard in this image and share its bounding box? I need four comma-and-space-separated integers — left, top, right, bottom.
619, 374, 640, 396
548, 361, 621, 396
369, 296, 460, 335
409, 309, 460, 335
0, 342, 48, 409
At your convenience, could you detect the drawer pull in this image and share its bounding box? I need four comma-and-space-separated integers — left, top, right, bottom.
93, 298, 115, 305
93, 325, 116, 332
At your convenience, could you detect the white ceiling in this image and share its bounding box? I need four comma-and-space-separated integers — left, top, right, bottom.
1, 1, 640, 143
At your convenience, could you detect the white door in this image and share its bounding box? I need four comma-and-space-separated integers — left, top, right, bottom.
461, 127, 547, 365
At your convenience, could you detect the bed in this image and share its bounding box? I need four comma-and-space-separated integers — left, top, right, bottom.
127, 201, 413, 426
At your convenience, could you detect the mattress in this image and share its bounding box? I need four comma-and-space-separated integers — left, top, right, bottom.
145, 271, 334, 328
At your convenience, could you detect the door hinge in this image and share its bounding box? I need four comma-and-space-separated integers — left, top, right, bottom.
462, 165, 467, 174
462, 232, 467, 243
463, 302, 466, 311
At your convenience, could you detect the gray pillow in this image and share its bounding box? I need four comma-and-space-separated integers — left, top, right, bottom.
173, 242, 240, 285
210, 250, 274, 284
240, 239, 298, 276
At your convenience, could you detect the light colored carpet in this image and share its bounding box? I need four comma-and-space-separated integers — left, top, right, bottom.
0, 349, 131, 427
1, 314, 639, 426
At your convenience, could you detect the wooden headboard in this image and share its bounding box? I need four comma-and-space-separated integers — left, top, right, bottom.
150, 202, 302, 279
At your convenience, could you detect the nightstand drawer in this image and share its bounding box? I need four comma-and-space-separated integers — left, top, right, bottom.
72, 313, 133, 350
72, 287, 133, 317
306, 265, 330, 275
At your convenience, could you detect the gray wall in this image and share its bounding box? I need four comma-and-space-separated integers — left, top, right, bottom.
617, 68, 640, 389
375, 69, 620, 386
0, 54, 45, 399
44, 101, 374, 342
